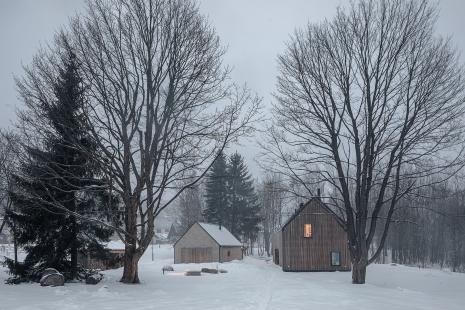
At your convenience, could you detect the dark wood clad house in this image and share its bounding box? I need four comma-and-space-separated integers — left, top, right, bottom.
174, 222, 243, 264
272, 198, 351, 272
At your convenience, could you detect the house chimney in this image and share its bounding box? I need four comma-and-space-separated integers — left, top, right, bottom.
317, 188, 321, 200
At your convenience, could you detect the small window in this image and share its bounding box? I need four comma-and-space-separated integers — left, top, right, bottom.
304, 224, 312, 237
331, 252, 341, 266
156, 229, 161, 233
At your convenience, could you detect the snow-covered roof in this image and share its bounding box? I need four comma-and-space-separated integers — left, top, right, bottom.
155, 233, 168, 240
105, 240, 125, 251
197, 222, 242, 247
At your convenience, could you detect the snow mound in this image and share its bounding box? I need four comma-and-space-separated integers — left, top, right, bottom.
162, 265, 174, 271
54, 289, 70, 295
98, 285, 109, 293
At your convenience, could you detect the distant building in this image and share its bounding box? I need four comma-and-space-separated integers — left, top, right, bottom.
0, 232, 9, 244
154, 216, 174, 234
77, 240, 125, 270
154, 215, 176, 243
174, 222, 242, 264
272, 198, 351, 272
0, 217, 11, 244
167, 223, 180, 243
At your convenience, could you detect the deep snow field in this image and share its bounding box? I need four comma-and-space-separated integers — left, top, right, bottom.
1, 244, 465, 310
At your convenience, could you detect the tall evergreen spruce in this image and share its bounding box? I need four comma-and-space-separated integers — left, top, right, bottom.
227, 152, 260, 240
203, 152, 260, 242
203, 153, 228, 228
4, 51, 114, 281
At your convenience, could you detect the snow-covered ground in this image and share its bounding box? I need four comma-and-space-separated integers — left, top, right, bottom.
1, 244, 465, 310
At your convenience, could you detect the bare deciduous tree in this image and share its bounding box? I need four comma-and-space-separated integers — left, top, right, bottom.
259, 0, 465, 284
0, 130, 20, 274
170, 173, 205, 236
257, 173, 286, 256
66, 0, 262, 283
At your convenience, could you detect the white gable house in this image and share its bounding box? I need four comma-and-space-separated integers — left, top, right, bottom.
174, 222, 243, 264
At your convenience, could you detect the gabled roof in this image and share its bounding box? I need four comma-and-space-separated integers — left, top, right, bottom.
105, 240, 125, 251
197, 222, 242, 247
278, 198, 345, 233
174, 221, 242, 247
167, 223, 179, 238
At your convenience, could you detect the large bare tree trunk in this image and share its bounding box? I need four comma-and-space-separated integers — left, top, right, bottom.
121, 244, 141, 284
65, 0, 261, 283
352, 260, 367, 284
259, 0, 465, 284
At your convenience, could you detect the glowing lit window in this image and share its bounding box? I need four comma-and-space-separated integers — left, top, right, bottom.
304, 224, 312, 237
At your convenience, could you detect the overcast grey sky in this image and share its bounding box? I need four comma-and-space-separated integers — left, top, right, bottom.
1, 0, 464, 175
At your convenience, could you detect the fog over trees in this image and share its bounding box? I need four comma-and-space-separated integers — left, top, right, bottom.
258, 0, 465, 283
1, 0, 465, 288
1, 0, 262, 284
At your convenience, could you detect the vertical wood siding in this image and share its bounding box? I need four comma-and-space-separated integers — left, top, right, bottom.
174, 223, 219, 263
181, 247, 212, 263
282, 200, 351, 271
220, 247, 242, 263
272, 230, 283, 267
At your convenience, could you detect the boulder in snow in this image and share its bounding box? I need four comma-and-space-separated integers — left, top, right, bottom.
201, 268, 218, 274
86, 274, 102, 285
40, 273, 65, 286
41, 268, 59, 278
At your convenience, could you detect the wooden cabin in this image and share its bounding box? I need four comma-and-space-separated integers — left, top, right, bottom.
78, 240, 125, 270
174, 222, 242, 264
272, 198, 351, 272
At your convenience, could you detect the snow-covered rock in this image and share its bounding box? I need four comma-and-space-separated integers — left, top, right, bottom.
97, 285, 109, 292
40, 273, 65, 287
41, 268, 59, 278
86, 274, 102, 285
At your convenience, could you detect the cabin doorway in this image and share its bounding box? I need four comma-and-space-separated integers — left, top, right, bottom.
274, 249, 279, 265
